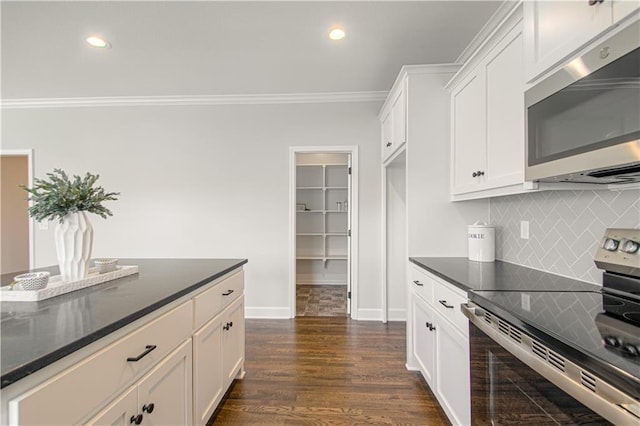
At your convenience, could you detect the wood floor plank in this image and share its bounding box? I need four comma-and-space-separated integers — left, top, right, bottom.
209, 317, 449, 425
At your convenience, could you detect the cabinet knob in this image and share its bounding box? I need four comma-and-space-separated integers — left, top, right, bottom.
478, 171, 485, 176
472, 172, 477, 178
142, 403, 155, 414
386, 142, 392, 147
425, 321, 431, 328
429, 324, 436, 331
130, 414, 143, 425
223, 324, 230, 331
229, 321, 233, 328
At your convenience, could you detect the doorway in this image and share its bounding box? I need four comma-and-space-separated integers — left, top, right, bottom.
289, 146, 358, 319
1, 149, 34, 274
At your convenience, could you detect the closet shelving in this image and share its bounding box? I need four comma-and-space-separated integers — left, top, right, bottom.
296, 164, 348, 263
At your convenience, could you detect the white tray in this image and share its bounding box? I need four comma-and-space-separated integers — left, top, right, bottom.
0, 265, 139, 302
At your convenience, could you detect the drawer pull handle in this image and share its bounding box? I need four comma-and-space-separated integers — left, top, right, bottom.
439, 300, 454, 309
386, 142, 392, 147
413, 280, 423, 287
143, 403, 155, 414
127, 345, 157, 362
130, 414, 143, 425
222, 289, 235, 296
223, 323, 230, 331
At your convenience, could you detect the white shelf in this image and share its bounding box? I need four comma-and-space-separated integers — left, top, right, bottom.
296, 232, 347, 236
296, 256, 348, 261
296, 159, 349, 271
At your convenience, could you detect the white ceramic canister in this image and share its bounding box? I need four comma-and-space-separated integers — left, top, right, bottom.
468, 221, 495, 262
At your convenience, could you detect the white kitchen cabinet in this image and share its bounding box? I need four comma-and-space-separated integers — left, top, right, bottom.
524, 0, 639, 83
380, 83, 407, 164
193, 314, 224, 425
193, 291, 245, 425
411, 294, 436, 387
222, 296, 245, 388
434, 313, 470, 426
88, 340, 193, 426
409, 267, 470, 426
449, 7, 531, 199
451, 70, 486, 193
5, 267, 246, 426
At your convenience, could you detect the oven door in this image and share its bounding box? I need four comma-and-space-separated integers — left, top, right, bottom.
469, 321, 610, 425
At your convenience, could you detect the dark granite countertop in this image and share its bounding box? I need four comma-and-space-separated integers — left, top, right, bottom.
0, 258, 247, 388
409, 257, 601, 293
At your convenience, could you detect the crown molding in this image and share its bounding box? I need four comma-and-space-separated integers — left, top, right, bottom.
0, 91, 388, 109
455, 0, 522, 64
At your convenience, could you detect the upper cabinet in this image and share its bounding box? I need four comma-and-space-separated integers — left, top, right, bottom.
449, 7, 531, 199
524, 0, 639, 83
380, 81, 407, 164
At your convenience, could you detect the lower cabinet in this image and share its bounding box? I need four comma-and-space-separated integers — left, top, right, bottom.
410, 273, 470, 426
5, 267, 246, 426
434, 312, 470, 426
411, 295, 436, 386
193, 295, 245, 425
87, 339, 193, 426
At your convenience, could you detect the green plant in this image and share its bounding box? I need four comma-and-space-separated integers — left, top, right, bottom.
23, 169, 120, 223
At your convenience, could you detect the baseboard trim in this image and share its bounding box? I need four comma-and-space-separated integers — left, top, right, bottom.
244, 306, 291, 319
388, 308, 407, 322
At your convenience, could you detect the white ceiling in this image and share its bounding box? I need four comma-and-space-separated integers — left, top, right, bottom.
1, 1, 502, 99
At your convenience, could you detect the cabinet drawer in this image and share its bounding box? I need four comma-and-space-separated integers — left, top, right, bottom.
194, 270, 243, 330
409, 264, 434, 305
433, 280, 468, 336
9, 301, 193, 426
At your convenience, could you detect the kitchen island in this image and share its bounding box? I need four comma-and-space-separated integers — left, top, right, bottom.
1, 258, 247, 425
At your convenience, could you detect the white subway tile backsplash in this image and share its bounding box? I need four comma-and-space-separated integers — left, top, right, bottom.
490, 189, 640, 285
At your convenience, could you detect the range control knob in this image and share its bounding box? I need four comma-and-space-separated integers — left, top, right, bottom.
621, 239, 639, 254
603, 238, 619, 252
621, 344, 640, 358
604, 335, 621, 348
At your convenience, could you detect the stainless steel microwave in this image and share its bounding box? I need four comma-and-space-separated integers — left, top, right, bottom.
525, 19, 640, 184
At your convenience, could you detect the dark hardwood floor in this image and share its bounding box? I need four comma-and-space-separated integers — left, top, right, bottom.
209, 317, 449, 425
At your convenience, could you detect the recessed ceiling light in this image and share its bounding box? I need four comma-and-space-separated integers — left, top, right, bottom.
329, 27, 346, 41
85, 36, 111, 48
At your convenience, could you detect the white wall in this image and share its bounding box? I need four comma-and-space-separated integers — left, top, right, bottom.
1, 101, 383, 318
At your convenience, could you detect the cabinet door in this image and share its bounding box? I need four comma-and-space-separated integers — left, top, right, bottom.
412, 294, 436, 387
222, 296, 245, 388
451, 70, 486, 194
485, 28, 525, 189
193, 314, 224, 425
391, 88, 406, 148
381, 109, 393, 160
524, 0, 612, 82
85, 386, 138, 426
137, 339, 192, 426
435, 316, 470, 426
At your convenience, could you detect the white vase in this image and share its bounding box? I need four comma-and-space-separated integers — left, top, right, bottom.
55, 212, 94, 281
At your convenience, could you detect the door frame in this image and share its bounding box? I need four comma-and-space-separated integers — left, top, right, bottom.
1, 149, 35, 269
288, 146, 359, 319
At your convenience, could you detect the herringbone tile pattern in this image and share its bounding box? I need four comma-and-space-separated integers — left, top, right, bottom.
491, 189, 640, 284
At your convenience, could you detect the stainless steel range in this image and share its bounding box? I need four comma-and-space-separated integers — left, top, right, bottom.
463, 228, 640, 425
